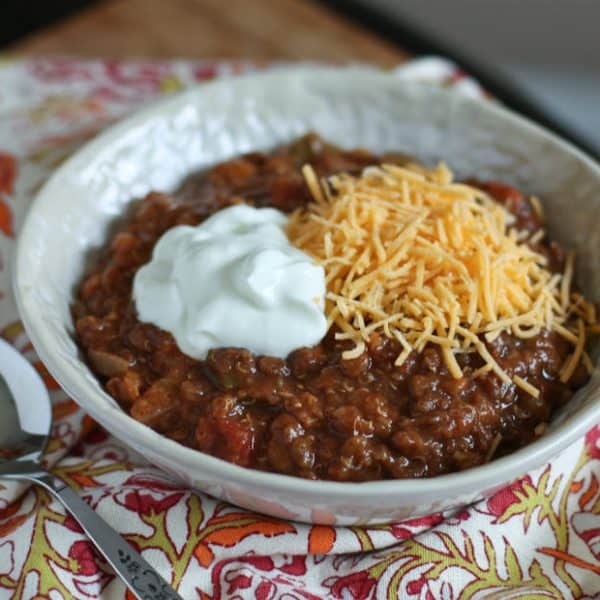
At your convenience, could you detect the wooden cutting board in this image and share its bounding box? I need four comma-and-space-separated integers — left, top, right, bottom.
9, 0, 407, 67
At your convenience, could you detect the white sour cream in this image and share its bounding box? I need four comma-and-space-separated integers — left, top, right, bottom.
133, 204, 327, 359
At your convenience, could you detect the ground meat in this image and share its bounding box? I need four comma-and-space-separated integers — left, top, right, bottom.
73, 134, 588, 481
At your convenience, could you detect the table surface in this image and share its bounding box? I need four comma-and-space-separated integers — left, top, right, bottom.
9, 0, 407, 66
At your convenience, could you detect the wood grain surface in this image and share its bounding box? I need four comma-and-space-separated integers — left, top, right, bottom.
9, 0, 407, 66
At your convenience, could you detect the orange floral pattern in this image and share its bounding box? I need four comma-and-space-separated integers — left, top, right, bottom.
0, 57, 598, 599
0, 152, 16, 195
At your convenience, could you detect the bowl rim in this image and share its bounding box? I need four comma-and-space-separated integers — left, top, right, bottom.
14, 66, 600, 499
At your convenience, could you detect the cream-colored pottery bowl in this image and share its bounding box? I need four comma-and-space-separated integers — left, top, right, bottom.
15, 67, 600, 524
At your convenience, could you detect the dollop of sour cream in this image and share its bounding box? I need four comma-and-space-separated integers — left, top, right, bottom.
133, 204, 327, 360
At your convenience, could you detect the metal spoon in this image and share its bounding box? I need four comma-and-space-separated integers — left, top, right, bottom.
0, 337, 183, 600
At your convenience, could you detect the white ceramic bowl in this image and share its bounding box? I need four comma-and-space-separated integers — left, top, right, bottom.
14, 67, 600, 525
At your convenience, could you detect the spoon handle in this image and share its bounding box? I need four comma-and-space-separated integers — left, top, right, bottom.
41, 474, 184, 600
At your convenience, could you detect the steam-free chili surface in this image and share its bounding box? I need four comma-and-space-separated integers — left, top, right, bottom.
73, 135, 588, 481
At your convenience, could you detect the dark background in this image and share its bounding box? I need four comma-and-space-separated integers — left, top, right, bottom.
0, 1, 96, 47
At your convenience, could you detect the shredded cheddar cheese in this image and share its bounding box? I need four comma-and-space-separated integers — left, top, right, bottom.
288, 162, 598, 395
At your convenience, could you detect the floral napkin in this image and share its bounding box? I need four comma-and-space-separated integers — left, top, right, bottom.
0, 56, 599, 600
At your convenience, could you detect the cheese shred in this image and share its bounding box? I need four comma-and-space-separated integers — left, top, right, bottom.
288, 162, 598, 395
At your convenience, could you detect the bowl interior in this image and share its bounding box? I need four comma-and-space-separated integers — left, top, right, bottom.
13, 66, 600, 523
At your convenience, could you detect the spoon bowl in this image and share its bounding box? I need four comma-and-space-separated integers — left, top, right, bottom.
0, 337, 50, 464
0, 337, 182, 599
